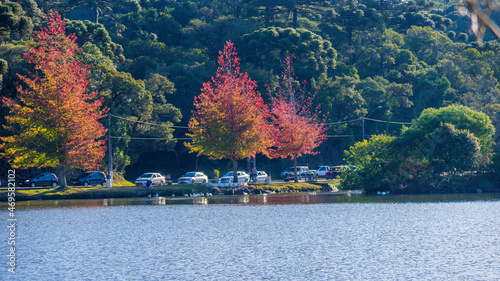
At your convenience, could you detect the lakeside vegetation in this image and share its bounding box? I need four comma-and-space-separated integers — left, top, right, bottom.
0, 0, 499, 194
342, 105, 500, 193
0, 180, 340, 201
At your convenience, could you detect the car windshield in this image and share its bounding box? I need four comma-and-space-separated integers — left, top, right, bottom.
183, 172, 196, 177
77, 172, 92, 179
223, 172, 233, 177
140, 173, 153, 178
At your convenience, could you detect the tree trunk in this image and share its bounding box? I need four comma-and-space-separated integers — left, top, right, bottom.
232, 0, 237, 18
495, 111, 500, 153
232, 158, 238, 183
57, 168, 68, 189
348, 27, 353, 44
265, 5, 270, 27
174, 149, 180, 166
292, 9, 298, 29
293, 155, 298, 183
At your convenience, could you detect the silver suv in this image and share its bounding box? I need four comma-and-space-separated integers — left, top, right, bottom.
282, 166, 317, 181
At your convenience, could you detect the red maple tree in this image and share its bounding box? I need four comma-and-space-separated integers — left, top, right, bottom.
1, 11, 107, 188
187, 41, 272, 183
268, 57, 327, 182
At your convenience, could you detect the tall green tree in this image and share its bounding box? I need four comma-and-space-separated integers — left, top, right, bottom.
239, 27, 336, 87
60, 0, 140, 24
183, 16, 256, 62
248, 0, 330, 28
404, 26, 456, 65
0, 1, 36, 41
65, 19, 125, 64
89, 64, 181, 174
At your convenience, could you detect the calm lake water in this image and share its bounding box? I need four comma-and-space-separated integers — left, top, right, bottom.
1, 192, 500, 280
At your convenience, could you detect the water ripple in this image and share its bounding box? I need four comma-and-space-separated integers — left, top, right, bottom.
1, 196, 499, 280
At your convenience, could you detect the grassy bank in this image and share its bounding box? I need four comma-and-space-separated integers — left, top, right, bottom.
0, 180, 341, 202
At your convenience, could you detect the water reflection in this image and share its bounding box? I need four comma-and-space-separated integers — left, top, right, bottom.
3, 192, 500, 280
3, 192, 500, 210
192, 197, 208, 205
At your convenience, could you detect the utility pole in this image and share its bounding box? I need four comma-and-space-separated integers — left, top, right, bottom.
107, 98, 132, 188
363, 106, 382, 141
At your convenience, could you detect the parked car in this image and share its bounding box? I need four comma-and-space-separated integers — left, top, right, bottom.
254, 171, 268, 183
135, 173, 166, 186
219, 171, 250, 183
19, 173, 58, 187
325, 166, 343, 179
72, 171, 107, 187
325, 165, 357, 179
282, 166, 317, 181
178, 172, 208, 184
280, 166, 293, 178
315, 166, 331, 177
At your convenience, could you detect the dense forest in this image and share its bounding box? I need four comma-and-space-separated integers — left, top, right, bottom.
1, 0, 499, 185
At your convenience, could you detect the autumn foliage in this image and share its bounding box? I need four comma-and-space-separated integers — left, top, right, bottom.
268, 57, 327, 180
0, 11, 107, 186
187, 41, 272, 181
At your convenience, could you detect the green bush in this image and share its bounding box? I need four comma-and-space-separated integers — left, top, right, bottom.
341, 135, 395, 193
341, 105, 495, 194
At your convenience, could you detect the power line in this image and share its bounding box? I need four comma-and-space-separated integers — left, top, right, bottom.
325, 135, 356, 138
112, 113, 412, 129
110, 114, 412, 141
324, 118, 362, 125
111, 136, 174, 140
110, 114, 190, 129
111, 136, 193, 141
112, 134, 394, 141
325, 117, 412, 126
364, 117, 412, 125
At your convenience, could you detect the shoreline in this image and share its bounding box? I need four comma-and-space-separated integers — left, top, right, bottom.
0, 181, 340, 202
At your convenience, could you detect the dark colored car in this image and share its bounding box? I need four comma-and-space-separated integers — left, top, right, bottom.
325, 165, 358, 180
19, 173, 58, 187
325, 166, 342, 180
72, 171, 107, 187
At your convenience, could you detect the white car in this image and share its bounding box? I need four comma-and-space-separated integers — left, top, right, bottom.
135, 173, 165, 186
315, 166, 331, 177
254, 171, 268, 183
220, 171, 250, 183
178, 172, 208, 184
